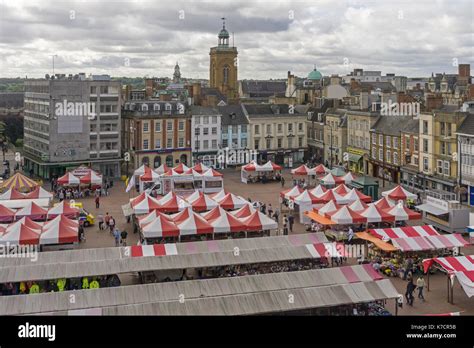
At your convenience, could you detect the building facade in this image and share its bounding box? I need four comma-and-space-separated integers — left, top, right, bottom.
190, 106, 222, 168
457, 106, 474, 205
244, 104, 307, 167
219, 104, 250, 166
400, 118, 421, 191
122, 100, 191, 170
345, 110, 379, 174
369, 116, 410, 186
23, 74, 121, 179
323, 109, 348, 168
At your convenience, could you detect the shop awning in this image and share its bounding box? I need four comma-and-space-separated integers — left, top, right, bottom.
304, 211, 336, 225
347, 153, 362, 162
415, 203, 448, 216
355, 232, 399, 252
391, 236, 435, 251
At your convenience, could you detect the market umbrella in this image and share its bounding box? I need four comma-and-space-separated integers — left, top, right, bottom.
0, 172, 38, 192
382, 185, 417, 201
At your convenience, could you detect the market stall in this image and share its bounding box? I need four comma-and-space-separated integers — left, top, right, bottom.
0, 172, 39, 193
0, 205, 16, 223
0, 188, 26, 200
47, 201, 81, 219
24, 187, 54, 200
79, 170, 103, 187
14, 202, 48, 221
57, 172, 81, 187
214, 193, 248, 210
319, 173, 344, 187
381, 185, 417, 201
241, 160, 282, 184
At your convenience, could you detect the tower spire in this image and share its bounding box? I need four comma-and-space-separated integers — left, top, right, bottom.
221, 17, 226, 29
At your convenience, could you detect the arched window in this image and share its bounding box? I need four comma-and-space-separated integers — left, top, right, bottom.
153, 103, 160, 111
223, 65, 229, 84
142, 156, 150, 166
165, 103, 172, 111
153, 156, 161, 168
141, 104, 148, 111
165, 155, 174, 167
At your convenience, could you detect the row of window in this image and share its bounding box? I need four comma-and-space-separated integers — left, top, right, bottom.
134, 103, 184, 114
371, 133, 400, 148
348, 136, 370, 150
222, 125, 247, 133
254, 123, 304, 135
195, 127, 218, 136
142, 120, 185, 133
221, 138, 247, 148
195, 116, 219, 125
371, 146, 400, 165
348, 119, 370, 131
143, 138, 185, 150
254, 136, 304, 150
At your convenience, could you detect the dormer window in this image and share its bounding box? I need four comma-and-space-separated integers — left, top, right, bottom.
141, 104, 148, 111
153, 103, 160, 111
165, 103, 172, 111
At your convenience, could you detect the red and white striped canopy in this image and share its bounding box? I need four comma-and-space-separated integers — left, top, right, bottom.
342, 172, 356, 184
132, 195, 163, 215
241, 160, 258, 171
326, 206, 366, 224
209, 211, 247, 233
344, 188, 372, 203
242, 160, 282, 172
316, 201, 341, 215
216, 193, 248, 210
424, 234, 469, 249
162, 169, 184, 177
79, 170, 103, 185
360, 204, 395, 223
229, 204, 256, 219
201, 206, 229, 221
332, 184, 351, 195
8, 217, 43, 233
201, 168, 223, 178
348, 199, 369, 212
192, 163, 210, 174
209, 189, 228, 201
57, 172, 81, 186
0, 223, 40, 245
130, 192, 147, 207
142, 215, 180, 238
138, 210, 172, 227
184, 190, 201, 204
423, 256, 474, 297
15, 202, 48, 220
309, 184, 327, 197
43, 215, 79, 230
240, 211, 278, 231
40, 219, 78, 245
154, 163, 170, 175
170, 207, 195, 223
317, 189, 348, 204
280, 186, 304, 199
24, 187, 54, 200
313, 164, 329, 175
139, 166, 160, 182
293, 190, 324, 205
172, 163, 190, 174
382, 185, 417, 200
320, 173, 344, 185
156, 192, 190, 213
184, 168, 202, 177
384, 203, 422, 221
176, 213, 214, 235
391, 236, 436, 251
133, 164, 148, 176
291, 165, 312, 176
369, 225, 439, 240
0, 188, 26, 200
0, 204, 16, 222
129, 244, 178, 257
373, 197, 395, 210
47, 201, 80, 219
190, 192, 219, 212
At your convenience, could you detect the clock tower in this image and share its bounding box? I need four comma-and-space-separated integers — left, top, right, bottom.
209, 18, 238, 101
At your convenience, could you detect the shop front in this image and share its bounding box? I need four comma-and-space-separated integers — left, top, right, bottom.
346, 147, 366, 174
371, 161, 400, 185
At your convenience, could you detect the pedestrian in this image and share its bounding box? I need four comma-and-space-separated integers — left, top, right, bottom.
120, 230, 128, 246
273, 208, 280, 223
403, 257, 413, 280
405, 278, 416, 306
109, 216, 115, 234
283, 215, 288, 235
59, 190, 64, 202
281, 176, 285, 187
288, 215, 294, 233
416, 275, 425, 301
261, 203, 266, 215
78, 222, 85, 243
97, 213, 104, 231
95, 195, 100, 209
347, 226, 354, 244
104, 212, 110, 230
113, 228, 120, 247
267, 204, 273, 217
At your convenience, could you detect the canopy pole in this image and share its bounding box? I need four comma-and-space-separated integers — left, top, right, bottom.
447, 275, 450, 303
426, 268, 430, 292
395, 298, 398, 316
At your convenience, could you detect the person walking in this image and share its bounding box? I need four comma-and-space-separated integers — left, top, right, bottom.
78, 221, 85, 243
288, 215, 294, 233
405, 278, 416, 306
283, 215, 288, 235
267, 204, 273, 218
347, 226, 354, 244
104, 212, 110, 231
97, 213, 104, 231
109, 216, 115, 234
281, 176, 285, 187
403, 257, 414, 280
95, 195, 100, 209
416, 276, 425, 301
113, 228, 120, 247
120, 230, 128, 246
273, 208, 280, 223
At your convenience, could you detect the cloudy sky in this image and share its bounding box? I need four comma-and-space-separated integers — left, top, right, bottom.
0, 0, 472, 79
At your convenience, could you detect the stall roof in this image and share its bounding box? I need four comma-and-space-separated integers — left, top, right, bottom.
0, 242, 336, 283
0, 267, 394, 315
0, 233, 328, 268
304, 211, 336, 225
355, 232, 399, 252
415, 203, 448, 216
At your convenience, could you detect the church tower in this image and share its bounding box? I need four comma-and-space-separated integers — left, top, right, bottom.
209, 18, 238, 101
173, 62, 181, 83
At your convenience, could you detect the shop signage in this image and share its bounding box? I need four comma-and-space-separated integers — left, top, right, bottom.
426, 196, 449, 210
